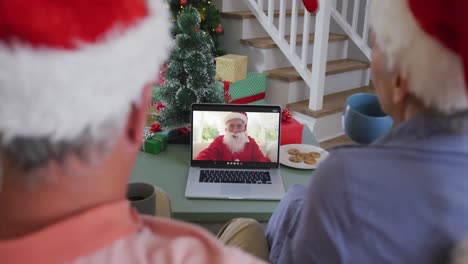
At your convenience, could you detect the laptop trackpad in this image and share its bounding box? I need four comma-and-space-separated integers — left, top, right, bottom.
221, 184, 252, 198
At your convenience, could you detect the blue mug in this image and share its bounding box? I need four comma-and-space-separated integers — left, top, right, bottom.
342, 93, 393, 144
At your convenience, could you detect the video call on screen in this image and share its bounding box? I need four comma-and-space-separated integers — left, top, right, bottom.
192, 110, 280, 163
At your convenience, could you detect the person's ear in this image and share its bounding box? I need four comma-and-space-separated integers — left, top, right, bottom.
391, 71, 408, 105
125, 84, 152, 146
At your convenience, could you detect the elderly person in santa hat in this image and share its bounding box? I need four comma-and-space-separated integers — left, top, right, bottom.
266, 0, 468, 263
0, 0, 269, 263
195, 112, 271, 162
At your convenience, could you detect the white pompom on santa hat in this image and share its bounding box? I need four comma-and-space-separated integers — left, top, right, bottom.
369, 0, 468, 114
224, 112, 248, 126
0, 0, 172, 145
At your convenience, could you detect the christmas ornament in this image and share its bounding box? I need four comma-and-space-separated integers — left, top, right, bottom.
215, 24, 223, 33
156, 101, 165, 111
302, 0, 319, 13
180, 0, 187, 6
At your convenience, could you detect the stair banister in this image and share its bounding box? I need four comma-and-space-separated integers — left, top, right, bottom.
309, 0, 331, 110
331, 0, 372, 59
279, 0, 286, 38
242, 0, 371, 111
268, 0, 274, 25
342, 0, 349, 21
352, 0, 360, 29
290, 0, 299, 54
362, 0, 370, 44
243, 0, 325, 110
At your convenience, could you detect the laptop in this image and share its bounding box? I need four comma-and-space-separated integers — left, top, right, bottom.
185, 103, 285, 200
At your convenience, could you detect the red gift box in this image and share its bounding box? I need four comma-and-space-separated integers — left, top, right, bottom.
280, 117, 304, 145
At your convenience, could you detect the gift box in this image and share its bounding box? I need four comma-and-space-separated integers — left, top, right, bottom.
221, 72, 266, 105
215, 54, 248, 82
141, 133, 168, 155
280, 117, 304, 145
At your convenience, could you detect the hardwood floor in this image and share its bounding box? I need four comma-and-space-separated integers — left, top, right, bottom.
320, 134, 354, 149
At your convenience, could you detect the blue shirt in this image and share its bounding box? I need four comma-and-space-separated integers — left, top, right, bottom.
266, 111, 468, 263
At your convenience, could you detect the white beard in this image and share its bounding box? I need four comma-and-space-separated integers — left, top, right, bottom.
223, 131, 249, 154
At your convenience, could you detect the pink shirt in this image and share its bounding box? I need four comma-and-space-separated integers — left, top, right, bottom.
0, 200, 266, 264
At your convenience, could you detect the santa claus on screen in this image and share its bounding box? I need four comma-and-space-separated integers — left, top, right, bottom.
195, 112, 271, 162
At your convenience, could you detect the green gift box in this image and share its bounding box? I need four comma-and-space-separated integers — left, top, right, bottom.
218, 72, 266, 105
141, 134, 168, 155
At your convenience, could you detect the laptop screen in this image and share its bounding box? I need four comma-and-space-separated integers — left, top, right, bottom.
191, 103, 281, 169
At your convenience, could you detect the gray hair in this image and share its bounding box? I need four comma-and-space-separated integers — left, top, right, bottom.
0, 117, 124, 184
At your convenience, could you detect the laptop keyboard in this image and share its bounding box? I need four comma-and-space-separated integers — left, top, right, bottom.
199, 170, 272, 184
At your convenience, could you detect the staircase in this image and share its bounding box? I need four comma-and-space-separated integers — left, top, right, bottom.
214, 0, 372, 147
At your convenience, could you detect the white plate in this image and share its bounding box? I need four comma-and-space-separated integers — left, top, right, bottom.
279, 144, 329, 169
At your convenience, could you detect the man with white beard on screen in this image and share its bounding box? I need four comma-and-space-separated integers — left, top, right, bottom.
195, 112, 271, 162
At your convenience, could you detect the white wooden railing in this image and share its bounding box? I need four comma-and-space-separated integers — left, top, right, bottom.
242, 0, 372, 111
331, 0, 371, 59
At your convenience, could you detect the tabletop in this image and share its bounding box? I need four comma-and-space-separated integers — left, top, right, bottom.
130, 126, 319, 222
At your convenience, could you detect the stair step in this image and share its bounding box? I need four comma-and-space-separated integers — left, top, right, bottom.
222, 9, 307, 19
320, 134, 354, 149
241, 33, 347, 49
265, 59, 369, 82
286, 86, 374, 118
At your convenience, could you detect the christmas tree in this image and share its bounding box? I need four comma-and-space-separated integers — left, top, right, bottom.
155, 6, 224, 129
170, 0, 224, 56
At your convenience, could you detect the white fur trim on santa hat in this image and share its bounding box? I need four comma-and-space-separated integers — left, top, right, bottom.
369, 0, 468, 114
0, 0, 173, 145
224, 112, 248, 125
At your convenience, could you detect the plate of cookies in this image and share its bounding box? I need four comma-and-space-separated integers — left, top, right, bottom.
279, 144, 329, 169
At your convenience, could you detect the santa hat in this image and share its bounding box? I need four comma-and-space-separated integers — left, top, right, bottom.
0, 0, 172, 145
369, 0, 468, 114
224, 112, 248, 126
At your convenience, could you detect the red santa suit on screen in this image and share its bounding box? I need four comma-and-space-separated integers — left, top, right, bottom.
195, 112, 271, 162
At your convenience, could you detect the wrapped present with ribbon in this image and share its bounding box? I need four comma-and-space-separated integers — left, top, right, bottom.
280, 109, 304, 145
215, 54, 248, 82
141, 124, 168, 155
221, 72, 266, 105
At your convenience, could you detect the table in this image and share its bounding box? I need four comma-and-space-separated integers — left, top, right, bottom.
130, 127, 318, 222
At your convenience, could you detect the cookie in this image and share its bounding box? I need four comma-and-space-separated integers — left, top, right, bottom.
289, 155, 302, 163
307, 152, 321, 159
297, 152, 307, 159
288, 148, 300, 155
303, 157, 317, 165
